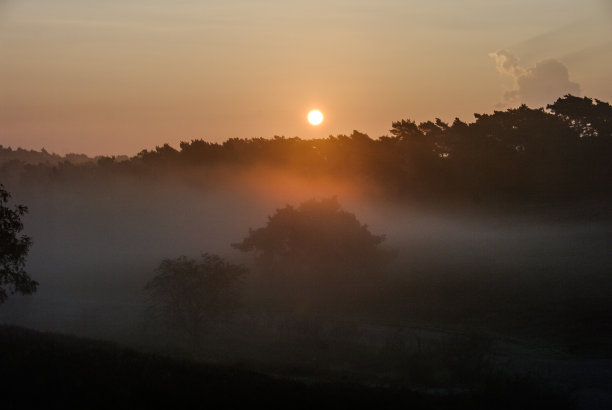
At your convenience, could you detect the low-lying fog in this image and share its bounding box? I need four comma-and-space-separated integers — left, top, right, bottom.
2, 170, 610, 347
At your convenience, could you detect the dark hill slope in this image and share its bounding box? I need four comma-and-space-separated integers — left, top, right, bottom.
0, 325, 570, 409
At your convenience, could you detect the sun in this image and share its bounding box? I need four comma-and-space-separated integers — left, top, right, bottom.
307, 110, 324, 126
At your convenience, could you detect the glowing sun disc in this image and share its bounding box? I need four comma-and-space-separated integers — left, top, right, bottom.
308, 110, 324, 125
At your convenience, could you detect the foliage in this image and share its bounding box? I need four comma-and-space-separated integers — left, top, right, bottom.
232, 197, 389, 278
0, 184, 36, 303
2, 94, 611, 206
547, 94, 612, 138
145, 253, 247, 346
110, 94, 612, 203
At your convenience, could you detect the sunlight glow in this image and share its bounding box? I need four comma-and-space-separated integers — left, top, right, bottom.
307, 110, 324, 126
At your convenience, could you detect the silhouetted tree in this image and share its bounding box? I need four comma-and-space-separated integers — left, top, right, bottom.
232, 197, 390, 279
390, 119, 423, 141
548, 94, 612, 138
3, 95, 610, 206
145, 254, 247, 347
0, 184, 36, 303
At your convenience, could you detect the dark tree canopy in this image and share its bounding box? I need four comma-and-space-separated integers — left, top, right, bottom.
2, 95, 611, 207
0, 184, 36, 303
145, 253, 247, 346
232, 197, 389, 278
548, 95, 612, 138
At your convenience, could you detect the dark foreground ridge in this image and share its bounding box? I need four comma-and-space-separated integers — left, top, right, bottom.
0, 325, 572, 410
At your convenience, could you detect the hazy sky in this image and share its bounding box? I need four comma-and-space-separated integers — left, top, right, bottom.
1, 0, 611, 155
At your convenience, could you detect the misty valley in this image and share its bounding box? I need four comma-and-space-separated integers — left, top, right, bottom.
1, 96, 611, 409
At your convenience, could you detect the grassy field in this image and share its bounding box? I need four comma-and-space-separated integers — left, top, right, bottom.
0, 325, 577, 409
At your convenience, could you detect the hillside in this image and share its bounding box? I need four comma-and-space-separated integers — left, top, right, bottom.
0, 325, 573, 410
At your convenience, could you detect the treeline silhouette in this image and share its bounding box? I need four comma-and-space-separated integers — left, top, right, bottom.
3, 95, 610, 205
0, 146, 102, 166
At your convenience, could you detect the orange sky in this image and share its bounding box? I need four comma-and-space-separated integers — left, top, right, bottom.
1, 0, 611, 155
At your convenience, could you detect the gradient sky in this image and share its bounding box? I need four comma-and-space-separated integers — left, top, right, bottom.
1, 0, 611, 155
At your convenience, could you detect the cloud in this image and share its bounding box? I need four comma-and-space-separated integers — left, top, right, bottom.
489, 49, 580, 107
490, 49, 524, 77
